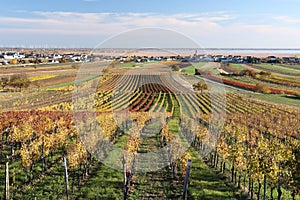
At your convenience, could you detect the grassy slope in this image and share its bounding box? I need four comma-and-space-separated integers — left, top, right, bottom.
197, 62, 300, 107
256, 64, 300, 75
230, 64, 248, 71
182, 63, 207, 75
172, 94, 240, 199
74, 134, 128, 199
188, 149, 240, 200
43, 74, 100, 90
240, 92, 300, 108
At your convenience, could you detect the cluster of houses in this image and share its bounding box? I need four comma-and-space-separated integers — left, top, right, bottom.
1, 49, 300, 66
114, 55, 180, 63
0, 51, 89, 65
114, 53, 300, 64
189, 52, 300, 64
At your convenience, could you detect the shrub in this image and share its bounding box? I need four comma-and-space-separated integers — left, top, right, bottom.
0, 77, 9, 90
253, 83, 271, 94
171, 65, 180, 71
193, 80, 208, 93
240, 69, 257, 77
294, 91, 300, 97
259, 71, 272, 76
9, 74, 30, 91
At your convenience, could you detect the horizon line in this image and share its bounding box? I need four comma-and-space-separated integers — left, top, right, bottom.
1, 47, 300, 50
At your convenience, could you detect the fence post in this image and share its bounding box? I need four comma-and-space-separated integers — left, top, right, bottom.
183, 159, 192, 200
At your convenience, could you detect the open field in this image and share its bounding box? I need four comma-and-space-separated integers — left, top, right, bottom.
0, 60, 299, 200
249, 64, 300, 76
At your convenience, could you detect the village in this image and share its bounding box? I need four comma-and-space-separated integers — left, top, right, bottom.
1, 48, 300, 66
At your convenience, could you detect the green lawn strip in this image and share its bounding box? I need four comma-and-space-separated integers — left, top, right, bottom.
223, 85, 300, 108
128, 93, 183, 199
183, 63, 207, 75
196, 64, 221, 75
173, 91, 243, 200
128, 166, 183, 200
75, 134, 128, 199
240, 92, 300, 108
168, 94, 180, 133
114, 62, 137, 68
280, 64, 300, 70
159, 93, 169, 112
231, 64, 248, 71
256, 64, 300, 75
192, 62, 207, 68
153, 93, 165, 112
182, 66, 197, 75
138, 117, 162, 153
149, 92, 160, 111
188, 148, 241, 200
43, 74, 100, 90
76, 162, 123, 200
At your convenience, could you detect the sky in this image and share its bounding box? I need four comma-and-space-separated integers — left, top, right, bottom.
1, 0, 300, 48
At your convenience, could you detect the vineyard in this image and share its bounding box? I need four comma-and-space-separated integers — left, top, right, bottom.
0, 61, 299, 199
213, 62, 300, 97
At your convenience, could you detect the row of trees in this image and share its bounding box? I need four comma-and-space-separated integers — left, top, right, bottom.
0, 74, 30, 91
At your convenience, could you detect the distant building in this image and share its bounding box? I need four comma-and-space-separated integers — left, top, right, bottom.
3, 52, 24, 59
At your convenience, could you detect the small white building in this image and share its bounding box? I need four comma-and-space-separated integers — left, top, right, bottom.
3, 52, 19, 59
51, 54, 62, 59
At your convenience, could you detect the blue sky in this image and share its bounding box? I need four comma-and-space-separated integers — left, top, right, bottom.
1, 0, 300, 48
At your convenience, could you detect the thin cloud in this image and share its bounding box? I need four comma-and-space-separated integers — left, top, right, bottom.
272, 15, 300, 24
1, 11, 300, 48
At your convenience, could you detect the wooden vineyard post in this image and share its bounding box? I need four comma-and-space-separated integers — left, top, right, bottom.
263, 175, 267, 200
183, 159, 192, 200
5, 160, 9, 200
63, 157, 70, 200
42, 137, 45, 172
122, 155, 127, 200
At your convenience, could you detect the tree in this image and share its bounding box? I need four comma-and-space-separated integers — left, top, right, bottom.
9, 74, 30, 91
0, 77, 9, 90
171, 65, 180, 71
33, 58, 40, 64
193, 80, 208, 94
259, 71, 271, 77
9, 59, 18, 65
59, 58, 69, 63
253, 83, 271, 94
102, 68, 109, 74
240, 69, 257, 77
